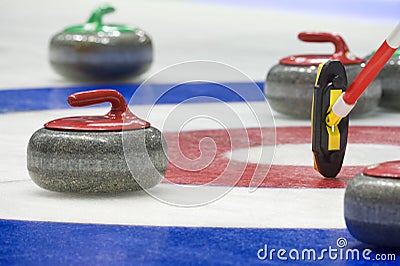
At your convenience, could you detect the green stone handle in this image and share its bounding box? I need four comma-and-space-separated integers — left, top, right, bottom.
63, 5, 135, 33
86, 5, 115, 28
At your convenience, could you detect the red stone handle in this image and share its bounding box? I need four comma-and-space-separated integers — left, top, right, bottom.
45, 89, 150, 131
298, 32, 351, 62
68, 89, 128, 116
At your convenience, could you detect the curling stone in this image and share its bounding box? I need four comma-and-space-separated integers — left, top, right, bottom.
265, 32, 381, 118
49, 5, 153, 81
344, 161, 400, 247
27, 89, 167, 193
366, 48, 400, 110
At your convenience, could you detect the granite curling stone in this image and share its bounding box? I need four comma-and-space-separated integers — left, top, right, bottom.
49, 5, 153, 81
265, 32, 381, 118
366, 48, 400, 110
344, 161, 400, 247
27, 89, 167, 193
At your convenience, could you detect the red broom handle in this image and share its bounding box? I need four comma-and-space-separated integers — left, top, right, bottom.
343, 24, 400, 105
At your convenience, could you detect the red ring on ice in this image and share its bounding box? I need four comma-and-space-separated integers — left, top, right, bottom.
164, 126, 400, 188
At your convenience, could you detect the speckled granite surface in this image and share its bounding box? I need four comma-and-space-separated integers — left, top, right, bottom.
366, 53, 400, 110
344, 174, 400, 247
27, 126, 167, 193
265, 64, 381, 118
49, 30, 153, 80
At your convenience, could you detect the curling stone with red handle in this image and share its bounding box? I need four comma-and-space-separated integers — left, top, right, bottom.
344, 161, 400, 247
365, 48, 400, 110
265, 32, 381, 118
49, 5, 153, 81
27, 90, 167, 193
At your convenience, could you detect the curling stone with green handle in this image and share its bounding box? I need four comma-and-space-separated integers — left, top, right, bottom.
366, 48, 400, 110
49, 5, 153, 81
27, 90, 167, 193
265, 32, 381, 118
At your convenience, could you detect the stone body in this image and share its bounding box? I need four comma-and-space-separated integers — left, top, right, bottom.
344, 174, 400, 247
49, 30, 152, 80
27, 127, 167, 193
366, 51, 400, 110
265, 64, 381, 118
